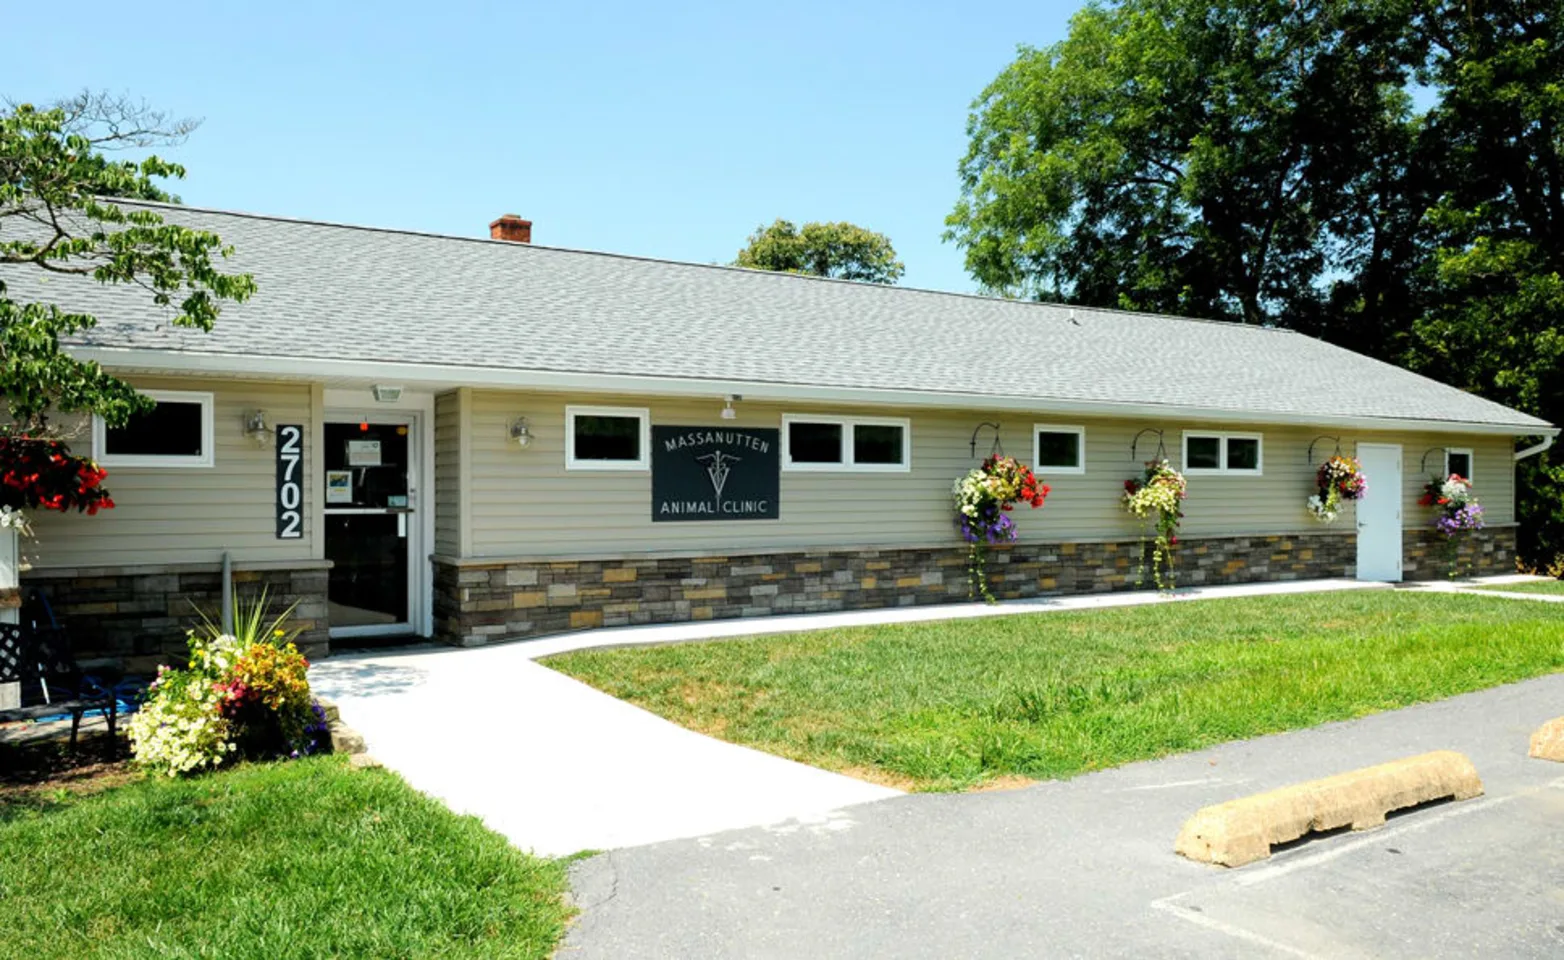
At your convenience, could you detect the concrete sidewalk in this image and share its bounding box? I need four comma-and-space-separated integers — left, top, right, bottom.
309, 646, 898, 856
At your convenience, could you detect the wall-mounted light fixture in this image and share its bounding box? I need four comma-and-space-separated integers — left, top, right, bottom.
243, 410, 273, 446
720, 394, 742, 420
372, 384, 403, 403
509, 417, 533, 448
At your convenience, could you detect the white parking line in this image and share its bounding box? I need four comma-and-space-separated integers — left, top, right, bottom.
1150, 892, 1323, 959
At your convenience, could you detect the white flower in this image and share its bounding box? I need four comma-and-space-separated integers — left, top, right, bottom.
1307, 494, 1338, 524
0, 506, 32, 537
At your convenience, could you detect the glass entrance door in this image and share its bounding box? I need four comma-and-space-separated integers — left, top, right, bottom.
324, 420, 415, 637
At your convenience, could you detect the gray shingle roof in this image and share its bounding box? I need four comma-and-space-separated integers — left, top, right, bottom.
2, 201, 1551, 432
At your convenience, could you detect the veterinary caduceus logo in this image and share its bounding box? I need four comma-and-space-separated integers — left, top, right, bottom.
697, 450, 740, 501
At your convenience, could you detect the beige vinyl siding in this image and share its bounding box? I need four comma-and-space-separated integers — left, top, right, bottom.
433, 390, 463, 556
460, 389, 1518, 559
27, 378, 316, 569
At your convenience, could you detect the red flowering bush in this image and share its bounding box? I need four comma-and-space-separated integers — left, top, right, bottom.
0, 433, 114, 521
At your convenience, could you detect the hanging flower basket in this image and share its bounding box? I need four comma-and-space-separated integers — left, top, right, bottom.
1420, 473, 1484, 577
952, 455, 1050, 602
0, 434, 115, 537
1307, 454, 1368, 524
1122, 459, 1187, 590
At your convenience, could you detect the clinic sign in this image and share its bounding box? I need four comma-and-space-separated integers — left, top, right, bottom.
651, 426, 780, 522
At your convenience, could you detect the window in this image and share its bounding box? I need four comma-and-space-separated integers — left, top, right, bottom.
93, 390, 214, 468
565, 406, 649, 470
1182, 431, 1263, 475
1033, 424, 1085, 475
782, 415, 910, 471
1445, 447, 1474, 482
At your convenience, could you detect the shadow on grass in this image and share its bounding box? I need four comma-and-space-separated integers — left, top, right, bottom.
0, 734, 137, 822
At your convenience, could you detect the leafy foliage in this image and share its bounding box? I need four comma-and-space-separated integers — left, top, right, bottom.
949, 0, 1564, 565
1399, 0, 1564, 565
946, 0, 1420, 331
0, 98, 255, 436
735, 218, 905, 283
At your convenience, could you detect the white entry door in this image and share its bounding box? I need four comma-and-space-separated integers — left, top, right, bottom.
1356, 443, 1403, 581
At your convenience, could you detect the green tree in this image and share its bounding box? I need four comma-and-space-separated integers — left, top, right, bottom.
1, 96, 254, 519
1399, 0, 1564, 565
945, 0, 1422, 339
735, 219, 905, 284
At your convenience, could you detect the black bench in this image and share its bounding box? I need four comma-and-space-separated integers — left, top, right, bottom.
0, 622, 120, 753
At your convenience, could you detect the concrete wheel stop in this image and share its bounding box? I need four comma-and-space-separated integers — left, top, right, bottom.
1174, 750, 1484, 867
1528, 717, 1564, 761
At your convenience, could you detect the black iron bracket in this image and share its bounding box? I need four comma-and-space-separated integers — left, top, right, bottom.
969, 422, 1004, 459
1130, 427, 1168, 463
1306, 435, 1343, 464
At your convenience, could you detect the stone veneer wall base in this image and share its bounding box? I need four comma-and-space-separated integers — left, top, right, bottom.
433, 529, 1529, 648
21, 562, 331, 673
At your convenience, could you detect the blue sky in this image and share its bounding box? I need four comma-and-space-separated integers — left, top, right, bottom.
5, 2, 1075, 293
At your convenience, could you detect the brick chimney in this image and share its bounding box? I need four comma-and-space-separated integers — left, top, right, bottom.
489, 214, 532, 244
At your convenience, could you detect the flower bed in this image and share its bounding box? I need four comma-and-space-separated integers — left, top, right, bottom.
128, 592, 328, 776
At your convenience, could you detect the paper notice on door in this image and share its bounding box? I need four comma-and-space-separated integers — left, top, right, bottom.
326, 470, 353, 504
346, 439, 382, 467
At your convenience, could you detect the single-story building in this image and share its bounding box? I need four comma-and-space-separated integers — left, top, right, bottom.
4, 203, 1556, 669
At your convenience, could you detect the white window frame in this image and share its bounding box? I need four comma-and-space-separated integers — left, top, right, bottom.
564, 405, 651, 471
1181, 430, 1264, 476
92, 389, 215, 468
1032, 424, 1086, 475
1445, 447, 1474, 482
781, 414, 912, 473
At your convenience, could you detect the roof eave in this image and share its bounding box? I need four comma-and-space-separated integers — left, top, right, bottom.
71, 346, 1559, 439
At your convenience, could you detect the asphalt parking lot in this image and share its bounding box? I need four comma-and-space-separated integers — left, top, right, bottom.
566, 673, 1564, 958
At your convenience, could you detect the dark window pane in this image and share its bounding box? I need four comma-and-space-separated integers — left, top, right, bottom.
1227, 437, 1260, 471
1186, 436, 1221, 470
324, 422, 410, 508
574, 415, 641, 461
853, 425, 904, 465
105, 401, 204, 457
789, 422, 843, 463
1447, 452, 1472, 479
1036, 431, 1080, 469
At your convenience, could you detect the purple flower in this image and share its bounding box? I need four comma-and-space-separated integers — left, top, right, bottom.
1435, 503, 1485, 536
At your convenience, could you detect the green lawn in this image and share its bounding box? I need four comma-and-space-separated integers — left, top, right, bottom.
1474, 579, 1564, 596
0, 755, 572, 959
546, 590, 1564, 792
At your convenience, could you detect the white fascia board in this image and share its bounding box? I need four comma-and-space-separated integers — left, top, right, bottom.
71, 346, 1560, 439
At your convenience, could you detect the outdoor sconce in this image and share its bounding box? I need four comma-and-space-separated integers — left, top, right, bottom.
509, 417, 533, 448
243, 410, 273, 446
720, 394, 742, 420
